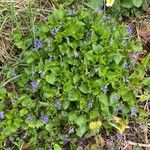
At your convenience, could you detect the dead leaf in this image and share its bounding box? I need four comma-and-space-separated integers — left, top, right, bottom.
22, 143, 30, 150
113, 117, 129, 134
99, 136, 105, 147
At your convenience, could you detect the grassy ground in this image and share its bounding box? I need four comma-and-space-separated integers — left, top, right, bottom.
0, 1, 150, 150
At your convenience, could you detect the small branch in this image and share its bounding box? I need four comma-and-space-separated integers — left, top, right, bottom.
127, 141, 150, 148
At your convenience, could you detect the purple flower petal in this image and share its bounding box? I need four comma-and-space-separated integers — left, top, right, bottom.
95, 7, 102, 14
39, 71, 45, 77
31, 81, 39, 92
50, 27, 59, 36
131, 52, 138, 59
12, 72, 17, 77
127, 25, 132, 33
68, 128, 74, 134
34, 38, 42, 48
87, 102, 93, 109
122, 62, 129, 69
131, 108, 138, 117
116, 133, 123, 139
55, 102, 61, 109
40, 115, 49, 124
31, 81, 39, 87
0, 112, 4, 119
139, 124, 146, 130
11, 98, 16, 103
64, 138, 71, 144
101, 85, 109, 94
49, 55, 54, 61
68, 9, 76, 16
26, 115, 33, 121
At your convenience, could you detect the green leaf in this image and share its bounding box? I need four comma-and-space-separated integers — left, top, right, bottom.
40, 25, 49, 33
76, 125, 87, 137
69, 112, 78, 122
19, 95, 34, 107
98, 67, 109, 77
20, 109, 28, 116
98, 93, 110, 117
88, 0, 104, 8
68, 89, 80, 101
121, 0, 133, 8
54, 144, 62, 150
75, 116, 87, 126
132, 42, 142, 52
39, 101, 49, 106
53, 7, 65, 20
45, 123, 53, 132
43, 92, 54, 98
133, 0, 143, 7
63, 82, 73, 92
142, 77, 150, 85
114, 53, 123, 65
62, 100, 70, 110
142, 0, 148, 11
26, 57, 35, 64
110, 92, 120, 106
79, 84, 90, 94
141, 55, 150, 67
73, 74, 81, 84
45, 73, 56, 84
0, 86, 6, 99
85, 50, 95, 62
122, 92, 136, 107
90, 110, 100, 120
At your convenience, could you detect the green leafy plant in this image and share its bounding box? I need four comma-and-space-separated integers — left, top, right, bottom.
120, 0, 148, 9
0, 5, 149, 149
107, 0, 148, 17
107, 0, 148, 9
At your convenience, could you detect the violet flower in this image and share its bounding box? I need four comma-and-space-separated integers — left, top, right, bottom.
40, 115, 49, 124
34, 38, 42, 48
74, 51, 79, 58
12, 72, 17, 77
101, 85, 109, 94
64, 138, 71, 144
39, 71, 45, 77
139, 124, 146, 130
11, 98, 16, 103
68, 9, 76, 16
131, 52, 138, 59
122, 62, 129, 69
116, 133, 123, 139
87, 102, 93, 109
55, 102, 61, 109
0, 112, 4, 119
131, 108, 138, 117
50, 27, 59, 36
127, 25, 132, 33
31, 81, 39, 92
68, 128, 74, 134
49, 55, 54, 61
26, 115, 33, 121
115, 106, 123, 112
95, 7, 102, 14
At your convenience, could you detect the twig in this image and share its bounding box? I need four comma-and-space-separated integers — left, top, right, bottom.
127, 141, 150, 148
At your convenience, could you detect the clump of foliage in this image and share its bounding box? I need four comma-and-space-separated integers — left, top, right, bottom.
107, 0, 148, 17
0, 5, 149, 149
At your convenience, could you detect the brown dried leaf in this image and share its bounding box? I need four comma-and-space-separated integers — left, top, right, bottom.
22, 143, 31, 150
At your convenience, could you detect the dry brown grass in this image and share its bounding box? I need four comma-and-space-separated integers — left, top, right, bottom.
0, 0, 53, 64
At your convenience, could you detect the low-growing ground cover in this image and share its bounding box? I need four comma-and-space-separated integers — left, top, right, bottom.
0, 0, 150, 149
